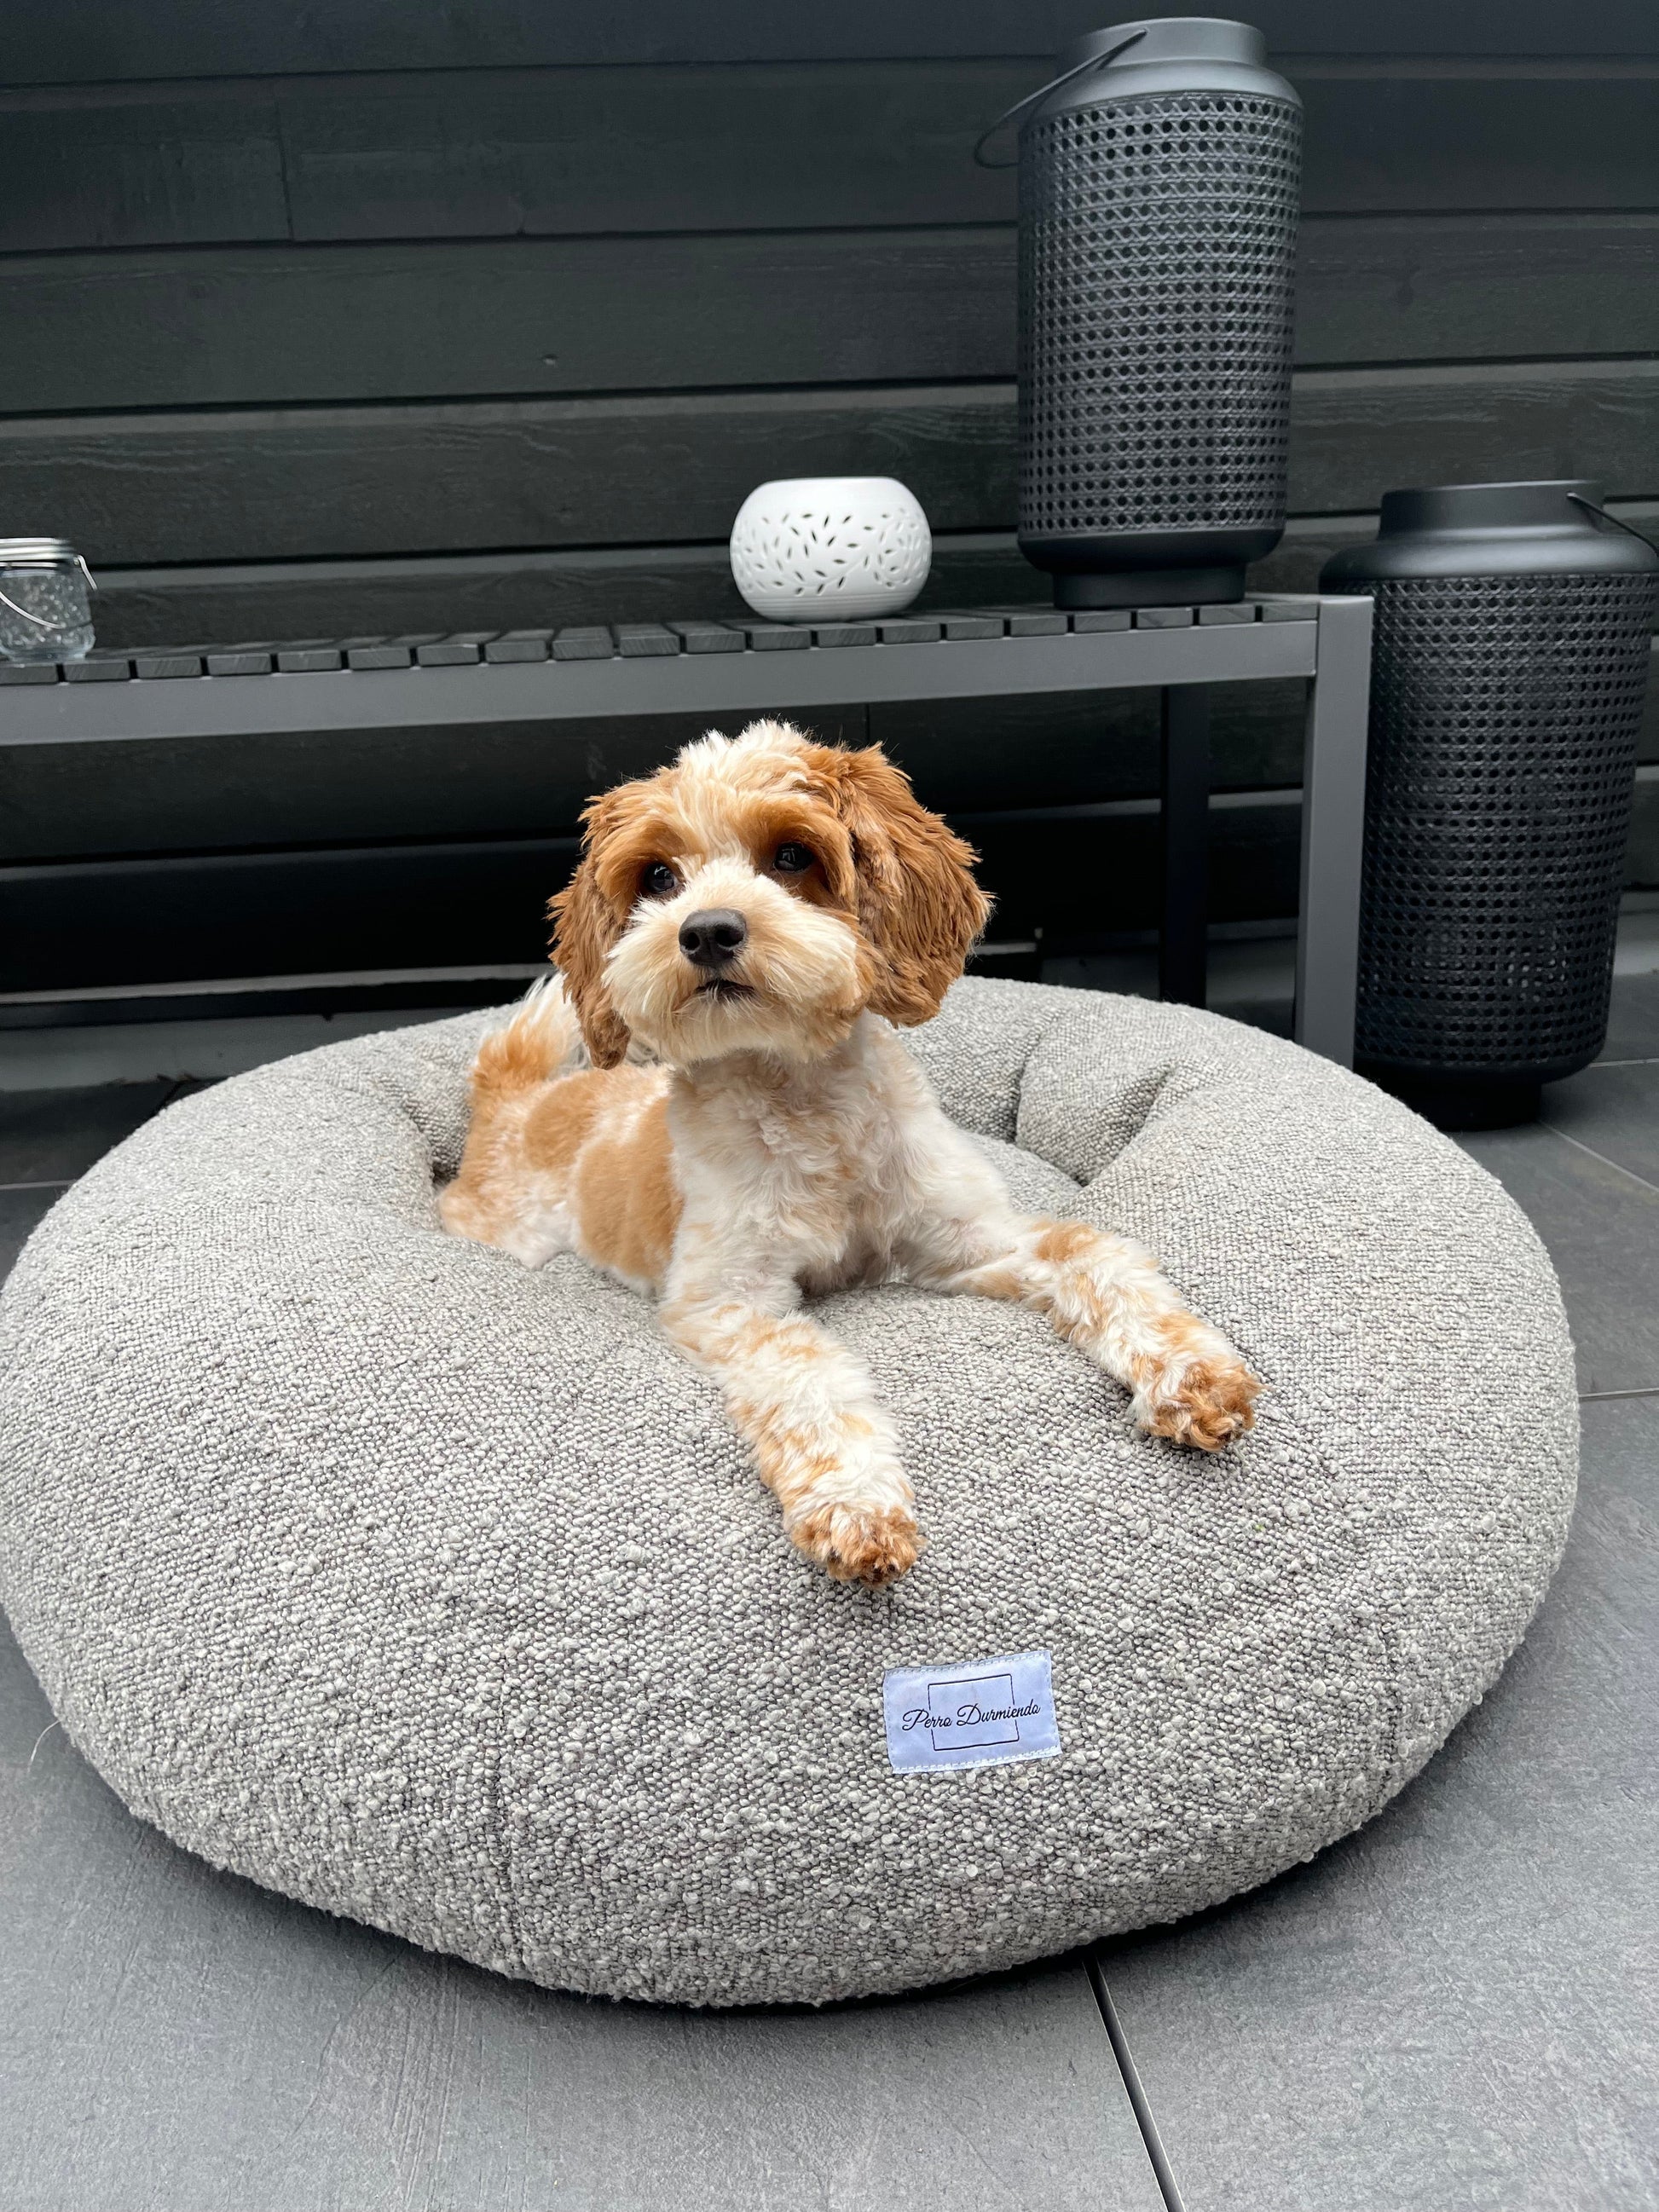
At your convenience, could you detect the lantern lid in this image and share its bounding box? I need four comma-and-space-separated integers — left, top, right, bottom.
1041, 17, 1298, 113
0, 537, 84, 566
1323, 481, 1659, 584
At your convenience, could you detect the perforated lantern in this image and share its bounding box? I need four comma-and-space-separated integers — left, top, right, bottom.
1324, 481, 1659, 1129
1009, 17, 1301, 609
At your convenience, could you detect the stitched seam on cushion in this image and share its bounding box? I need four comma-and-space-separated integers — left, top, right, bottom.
951, 978, 1406, 1844
1131, 1320, 1403, 1817
1241, 1372, 1413, 1815
1366, 1608, 1409, 1814
486, 1646, 529, 1978
1242, 1367, 1408, 1805
477, 1501, 530, 1979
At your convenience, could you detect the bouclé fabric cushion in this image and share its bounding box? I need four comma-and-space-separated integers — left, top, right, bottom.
0, 981, 1576, 2005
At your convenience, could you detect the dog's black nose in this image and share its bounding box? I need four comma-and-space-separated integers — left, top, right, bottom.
679, 908, 748, 968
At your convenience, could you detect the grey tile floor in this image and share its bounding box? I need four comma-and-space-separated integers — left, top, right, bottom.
1, 978, 1655, 2212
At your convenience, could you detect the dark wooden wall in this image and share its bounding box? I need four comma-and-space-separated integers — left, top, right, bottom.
3, 3, 1656, 1002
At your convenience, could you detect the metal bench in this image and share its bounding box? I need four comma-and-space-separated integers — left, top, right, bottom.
0, 595, 1373, 1061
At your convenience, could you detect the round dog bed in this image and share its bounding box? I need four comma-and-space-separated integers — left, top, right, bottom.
0, 981, 1575, 2007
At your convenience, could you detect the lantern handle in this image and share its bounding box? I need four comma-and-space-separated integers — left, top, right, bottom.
1568, 493, 1658, 552
0, 588, 59, 630
973, 28, 1148, 170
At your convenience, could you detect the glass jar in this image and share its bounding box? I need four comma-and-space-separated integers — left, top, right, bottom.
0, 538, 97, 661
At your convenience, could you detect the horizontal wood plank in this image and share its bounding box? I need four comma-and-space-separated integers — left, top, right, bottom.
0, 682, 1307, 863
84, 535, 1054, 649
9, 774, 1656, 994
3, 64, 1656, 255
8, 361, 1655, 569
1290, 358, 1659, 516
0, 230, 1016, 412
0, 66, 1013, 252
0, 90, 292, 253
0, 799, 1302, 990
1627, 766, 1659, 886
0, 836, 575, 991
88, 542, 766, 652
0, 706, 869, 863
5, 214, 1656, 415
12, 2, 1656, 83
1292, 214, 1659, 373
77, 506, 1659, 657
0, 385, 1020, 563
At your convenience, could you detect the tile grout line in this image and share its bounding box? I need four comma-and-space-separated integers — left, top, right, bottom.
1538, 1120, 1659, 1197
0, 1179, 72, 1193
1086, 1947, 1187, 2212
1579, 1386, 1659, 1402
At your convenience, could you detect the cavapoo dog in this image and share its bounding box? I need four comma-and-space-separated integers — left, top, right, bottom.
442, 719, 1257, 1585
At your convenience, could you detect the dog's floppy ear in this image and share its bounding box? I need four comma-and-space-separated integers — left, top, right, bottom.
548, 796, 632, 1068
809, 743, 990, 1025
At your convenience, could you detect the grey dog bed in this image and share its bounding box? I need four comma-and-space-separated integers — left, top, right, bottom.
0, 980, 1575, 2007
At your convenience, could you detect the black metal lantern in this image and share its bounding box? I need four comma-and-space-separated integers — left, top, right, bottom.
1323, 481, 1659, 1129
1007, 17, 1301, 609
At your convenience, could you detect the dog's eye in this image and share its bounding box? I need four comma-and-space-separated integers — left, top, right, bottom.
773, 842, 813, 875
639, 862, 679, 899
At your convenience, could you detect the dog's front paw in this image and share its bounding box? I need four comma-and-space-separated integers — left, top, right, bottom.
790, 1499, 923, 1587
1135, 1343, 1260, 1452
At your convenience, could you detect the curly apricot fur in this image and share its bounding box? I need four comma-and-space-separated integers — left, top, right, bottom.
448, 723, 1258, 1589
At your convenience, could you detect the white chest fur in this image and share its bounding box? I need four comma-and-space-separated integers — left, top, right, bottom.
667, 1016, 936, 1291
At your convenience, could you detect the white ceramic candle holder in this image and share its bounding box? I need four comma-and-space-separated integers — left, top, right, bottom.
729, 476, 931, 621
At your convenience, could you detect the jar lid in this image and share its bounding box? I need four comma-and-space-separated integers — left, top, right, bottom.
0, 537, 84, 566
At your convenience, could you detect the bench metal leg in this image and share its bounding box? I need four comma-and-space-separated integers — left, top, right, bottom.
1159, 683, 1211, 1008
1294, 594, 1374, 1066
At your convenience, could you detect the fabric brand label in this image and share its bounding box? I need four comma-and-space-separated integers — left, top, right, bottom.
882, 1649, 1061, 1774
